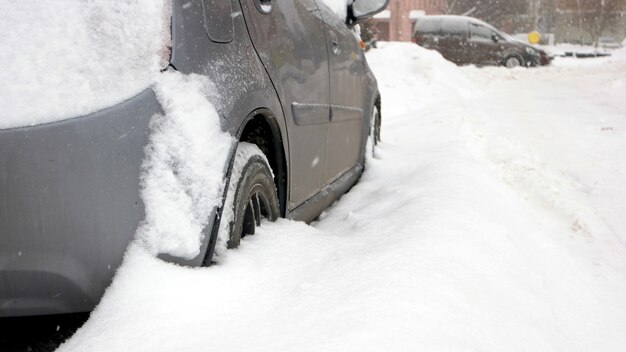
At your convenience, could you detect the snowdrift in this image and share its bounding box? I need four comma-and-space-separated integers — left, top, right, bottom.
57, 43, 626, 351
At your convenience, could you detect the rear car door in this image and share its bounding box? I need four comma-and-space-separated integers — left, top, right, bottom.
317, 2, 368, 183
239, 0, 331, 208
414, 18, 443, 52
439, 19, 467, 64
468, 22, 498, 65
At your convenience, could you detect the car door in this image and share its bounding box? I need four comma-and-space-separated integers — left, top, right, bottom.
317, 2, 368, 183
239, 0, 331, 209
414, 18, 442, 52
468, 22, 498, 65
438, 18, 467, 65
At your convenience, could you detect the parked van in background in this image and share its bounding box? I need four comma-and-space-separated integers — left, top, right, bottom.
412, 15, 552, 68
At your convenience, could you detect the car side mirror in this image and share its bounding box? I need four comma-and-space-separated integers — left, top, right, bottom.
491, 32, 499, 43
348, 0, 390, 25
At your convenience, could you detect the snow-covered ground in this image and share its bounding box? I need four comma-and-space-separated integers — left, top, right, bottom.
57, 43, 626, 351
538, 43, 621, 59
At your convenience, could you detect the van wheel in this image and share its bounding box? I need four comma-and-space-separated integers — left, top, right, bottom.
224, 143, 280, 249
505, 56, 523, 68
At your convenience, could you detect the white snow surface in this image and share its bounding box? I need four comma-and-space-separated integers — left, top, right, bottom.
0, 0, 168, 129
58, 43, 626, 351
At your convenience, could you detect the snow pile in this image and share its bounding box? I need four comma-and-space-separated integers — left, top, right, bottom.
366, 42, 476, 116
0, 0, 169, 129
138, 72, 233, 259
461, 50, 626, 247
59, 43, 626, 351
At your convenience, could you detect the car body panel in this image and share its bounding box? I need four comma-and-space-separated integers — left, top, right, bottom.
318, 2, 368, 184
239, 0, 332, 209
0, 89, 159, 316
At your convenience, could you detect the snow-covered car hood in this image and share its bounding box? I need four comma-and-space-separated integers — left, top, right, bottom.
0, 0, 170, 130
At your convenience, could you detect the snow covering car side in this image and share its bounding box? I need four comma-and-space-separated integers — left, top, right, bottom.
0, 0, 388, 317
412, 15, 551, 68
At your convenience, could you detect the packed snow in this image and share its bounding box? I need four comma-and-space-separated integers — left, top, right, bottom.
0, 0, 169, 129
56, 43, 626, 351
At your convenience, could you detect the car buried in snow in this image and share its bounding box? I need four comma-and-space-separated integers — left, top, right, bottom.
598, 37, 623, 50
412, 15, 552, 68
0, 0, 387, 317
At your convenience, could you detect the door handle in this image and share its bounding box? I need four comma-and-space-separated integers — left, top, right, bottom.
329, 31, 340, 55
253, 0, 272, 14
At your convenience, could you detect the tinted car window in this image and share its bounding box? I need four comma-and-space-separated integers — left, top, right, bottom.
469, 23, 492, 41
441, 19, 466, 38
415, 18, 442, 34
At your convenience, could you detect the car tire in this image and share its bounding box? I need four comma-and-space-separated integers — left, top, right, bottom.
505, 56, 523, 68
224, 142, 280, 249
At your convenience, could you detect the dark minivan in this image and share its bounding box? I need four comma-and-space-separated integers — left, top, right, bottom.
412, 15, 551, 68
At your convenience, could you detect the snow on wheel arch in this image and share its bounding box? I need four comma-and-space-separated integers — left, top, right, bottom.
137, 71, 234, 259
214, 142, 272, 259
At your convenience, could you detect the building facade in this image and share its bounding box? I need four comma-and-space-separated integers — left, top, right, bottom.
373, 0, 445, 42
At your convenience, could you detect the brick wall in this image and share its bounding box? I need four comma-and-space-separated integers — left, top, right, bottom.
376, 0, 445, 41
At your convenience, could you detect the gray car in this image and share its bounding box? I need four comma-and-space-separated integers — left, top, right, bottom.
0, 0, 387, 317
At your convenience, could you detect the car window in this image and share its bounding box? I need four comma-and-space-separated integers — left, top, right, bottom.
469, 23, 492, 42
415, 18, 442, 35
441, 19, 466, 38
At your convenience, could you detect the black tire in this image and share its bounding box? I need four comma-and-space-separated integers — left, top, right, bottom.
226, 143, 280, 249
505, 56, 523, 68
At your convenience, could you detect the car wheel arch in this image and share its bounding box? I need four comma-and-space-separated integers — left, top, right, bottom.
235, 109, 288, 218
503, 53, 525, 67
359, 92, 382, 164
202, 108, 288, 265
